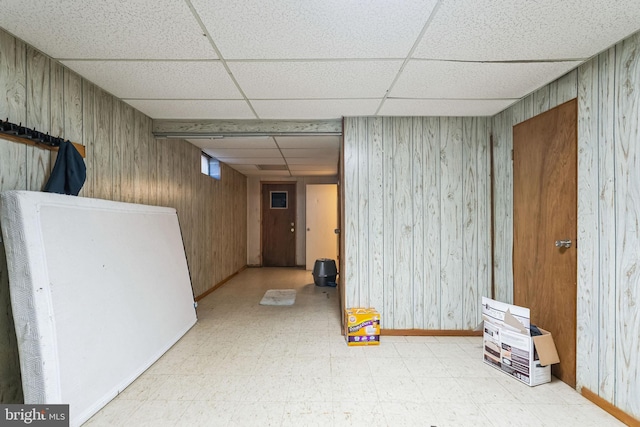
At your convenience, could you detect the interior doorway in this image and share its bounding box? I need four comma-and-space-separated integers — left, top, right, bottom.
261, 182, 297, 266
512, 98, 577, 387
305, 184, 338, 270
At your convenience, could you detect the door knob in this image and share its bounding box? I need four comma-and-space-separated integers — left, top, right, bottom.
555, 239, 571, 248
291, 228, 294, 233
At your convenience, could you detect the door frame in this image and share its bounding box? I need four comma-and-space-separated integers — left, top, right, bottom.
260, 181, 297, 267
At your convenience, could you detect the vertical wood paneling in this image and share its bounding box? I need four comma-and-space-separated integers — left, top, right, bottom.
133, 110, 150, 204
81, 80, 95, 197
576, 58, 600, 393
343, 118, 359, 306
147, 133, 158, 205
423, 117, 441, 328
382, 117, 395, 327
393, 117, 413, 328
50, 62, 64, 139
556, 69, 579, 106
64, 70, 83, 144
114, 101, 134, 202
614, 34, 640, 420
440, 117, 463, 329
412, 118, 424, 329
462, 117, 478, 329
491, 108, 514, 303
368, 118, 384, 312
0, 32, 27, 191
597, 48, 617, 401
26, 48, 50, 191
357, 118, 369, 306
93, 87, 113, 200
533, 85, 551, 116
477, 118, 491, 317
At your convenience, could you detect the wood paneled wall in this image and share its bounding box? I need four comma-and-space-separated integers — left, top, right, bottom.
0, 29, 246, 403
492, 30, 640, 421
343, 117, 491, 330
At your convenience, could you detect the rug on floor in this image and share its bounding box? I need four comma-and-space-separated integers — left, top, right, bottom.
260, 289, 296, 306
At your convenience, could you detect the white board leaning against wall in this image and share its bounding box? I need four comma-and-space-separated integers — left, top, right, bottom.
0, 191, 197, 427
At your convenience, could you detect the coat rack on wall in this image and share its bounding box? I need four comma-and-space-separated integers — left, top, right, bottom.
0, 118, 86, 158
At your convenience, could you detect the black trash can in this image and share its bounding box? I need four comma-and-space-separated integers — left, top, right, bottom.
312, 258, 338, 287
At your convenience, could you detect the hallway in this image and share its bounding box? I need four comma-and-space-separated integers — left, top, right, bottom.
85, 267, 622, 426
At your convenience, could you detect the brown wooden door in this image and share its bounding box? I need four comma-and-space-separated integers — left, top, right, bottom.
262, 183, 296, 266
513, 99, 577, 387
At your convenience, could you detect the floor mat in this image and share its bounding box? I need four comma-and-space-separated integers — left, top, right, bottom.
260, 289, 296, 306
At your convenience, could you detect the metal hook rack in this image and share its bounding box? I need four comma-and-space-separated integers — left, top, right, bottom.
0, 118, 86, 158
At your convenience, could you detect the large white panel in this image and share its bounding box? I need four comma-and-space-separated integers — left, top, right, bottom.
391, 60, 581, 99
0, 0, 215, 60
228, 61, 401, 99
251, 99, 380, 120
0, 191, 196, 427
124, 100, 255, 119
61, 61, 241, 99
379, 98, 516, 117
192, 0, 438, 59
413, 0, 640, 61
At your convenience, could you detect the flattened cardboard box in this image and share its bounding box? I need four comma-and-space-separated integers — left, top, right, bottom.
482, 297, 560, 386
345, 308, 380, 346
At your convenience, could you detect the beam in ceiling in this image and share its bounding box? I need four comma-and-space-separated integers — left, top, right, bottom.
152, 119, 342, 138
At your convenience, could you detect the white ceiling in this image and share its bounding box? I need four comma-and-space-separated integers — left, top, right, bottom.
1, 0, 639, 177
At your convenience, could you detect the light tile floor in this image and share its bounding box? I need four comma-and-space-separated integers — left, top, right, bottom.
85, 267, 624, 426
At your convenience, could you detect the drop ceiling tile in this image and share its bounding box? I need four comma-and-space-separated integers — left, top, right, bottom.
390, 60, 581, 99
414, 0, 640, 61
61, 61, 241, 100
191, 0, 438, 59
378, 99, 517, 117
215, 157, 285, 165
289, 165, 338, 172
290, 170, 337, 177
281, 149, 338, 158
246, 170, 291, 177
228, 61, 402, 99
286, 158, 337, 165
0, 0, 215, 59
199, 148, 282, 158
124, 100, 255, 120
189, 137, 278, 150
251, 99, 380, 120
227, 164, 259, 171
274, 136, 340, 149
